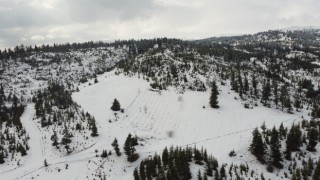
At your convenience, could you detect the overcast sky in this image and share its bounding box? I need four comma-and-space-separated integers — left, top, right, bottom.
0, 0, 319, 49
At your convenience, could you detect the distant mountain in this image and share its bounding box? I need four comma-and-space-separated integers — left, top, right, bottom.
281, 25, 320, 31
197, 27, 320, 46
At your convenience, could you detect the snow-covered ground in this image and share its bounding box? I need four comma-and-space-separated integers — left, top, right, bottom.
1, 30, 320, 179
0, 71, 308, 179
0, 104, 46, 179
71, 72, 306, 179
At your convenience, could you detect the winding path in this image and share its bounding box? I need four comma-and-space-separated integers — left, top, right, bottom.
0, 104, 46, 179
1, 104, 97, 179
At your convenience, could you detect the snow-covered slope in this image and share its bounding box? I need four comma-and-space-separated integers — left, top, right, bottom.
0, 71, 308, 179
72, 72, 310, 179
0, 32, 320, 179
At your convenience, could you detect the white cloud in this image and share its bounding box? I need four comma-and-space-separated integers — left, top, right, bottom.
21, 37, 27, 41
30, 35, 45, 41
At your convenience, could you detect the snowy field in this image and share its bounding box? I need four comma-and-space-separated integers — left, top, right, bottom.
0, 71, 308, 179
72, 72, 306, 179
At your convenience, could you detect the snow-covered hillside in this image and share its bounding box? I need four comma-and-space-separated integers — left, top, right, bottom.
0, 33, 320, 179
0, 70, 308, 179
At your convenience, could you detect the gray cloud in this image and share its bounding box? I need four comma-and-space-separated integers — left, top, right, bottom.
0, 0, 319, 49
0, 0, 160, 28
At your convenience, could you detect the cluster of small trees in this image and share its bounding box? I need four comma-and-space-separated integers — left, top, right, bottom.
133, 146, 223, 180
32, 82, 99, 154
230, 70, 252, 98
117, 43, 210, 92
0, 38, 184, 60
34, 81, 73, 118
250, 120, 320, 176
109, 133, 139, 162
0, 84, 25, 128
50, 111, 98, 153
230, 67, 320, 115
287, 158, 320, 180
0, 129, 29, 164
0, 84, 29, 164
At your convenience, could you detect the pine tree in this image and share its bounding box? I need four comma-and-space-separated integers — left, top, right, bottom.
307, 157, 314, 176
124, 133, 137, 162
140, 161, 146, 180
261, 121, 266, 135
101, 150, 108, 158
262, 80, 271, 106
53, 113, 57, 122
286, 124, 302, 159
294, 93, 301, 111
51, 129, 59, 147
131, 135, 139, 146
230, 70, 236, 90
0, 84, 4, 96
313, 161, 320, 180
157, 167, 166, 180
134, 168, 140, 180
238, 71, 243, 97
273, 80, 279, 107
111, 98, 121, 111
302, 133, 307, 144
111, 138, 121, 156
307, 128, 318, 152
285, 97, 293, 113
270, 126, 282, 168
203, 174, 208, 180
44, 159, 48, 167
167, 165, 179, 180
205, 162, 213, 176
41, 116, 47, 127
182, 156, 192, 179
280, 85, 289, 110
279, 122, 286, 139
244, 75, 249, 93
197, 170, 203, 180
220, 165, 226, 179
209, 81, 219, 108
214, 170, 220, 180
91, 119, 98, 137
19, 144, 27, 156
302, 165, 309, 180
296, 169, 301, 180
252, 74, 258, 97
292, 171, 297, 180
61, 124, 71, 145
0, 151, 5, 164
194, 148, 203, 163
250, 128, 265, 162
162, 147, 169, 167
124, 134, 133, 158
